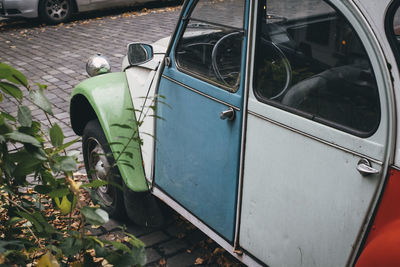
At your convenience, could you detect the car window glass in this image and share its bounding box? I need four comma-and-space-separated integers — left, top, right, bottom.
254, 0, 380, 135
175, 0, 246, 91
393, 7, 400, 36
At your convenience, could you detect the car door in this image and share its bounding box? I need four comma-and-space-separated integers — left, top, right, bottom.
239, 0, 391, 266
154, 0, 248, 242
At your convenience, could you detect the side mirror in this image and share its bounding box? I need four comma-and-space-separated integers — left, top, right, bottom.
86, 54, 111, 77
127, 43, 154, 66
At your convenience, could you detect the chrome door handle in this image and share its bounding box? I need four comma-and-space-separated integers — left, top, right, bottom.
220, 107, 235, 121
357, 158, 379, 176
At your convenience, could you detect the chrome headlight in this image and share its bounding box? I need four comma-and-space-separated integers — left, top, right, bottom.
86, 54, 111, 77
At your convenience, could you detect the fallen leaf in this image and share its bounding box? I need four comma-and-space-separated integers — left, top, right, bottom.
159, 258, 166, 266
213, 247, 225, 254
195, 257, 204, 265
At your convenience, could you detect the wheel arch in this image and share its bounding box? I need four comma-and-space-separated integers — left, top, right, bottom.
70, 94, 97, 136
70, 0, 78, 13
70, 72, 149, 192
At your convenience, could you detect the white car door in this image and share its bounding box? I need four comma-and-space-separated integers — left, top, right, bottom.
239, 0, 392, 266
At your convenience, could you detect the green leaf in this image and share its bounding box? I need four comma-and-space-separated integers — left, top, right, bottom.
125, 232, 145, 248
157, 100, 172, 109
106, 248, 146, 267
13, 157, 41, 177
0, 92, 3, 102
40, 170, 57, 186
0, 240, 24, 254
148, 114, 165, 120
1, 111, 16, 122
18, 121, 41, 136
85, 236, 104, 248
32, 211, 55, 233
59, 237, 83, 257
131, 245, 147, 266
120, 151, 134, 159
80, 180, 108, 189
8, 149, 44, 163
51, 156, 77, 173
0, 122, 13, 135
0, 63, 28, 86
15, 211, 43, 232
94, 243, 108, 258
0, 82, 23, 100
49, 123, 64, 147
34, 185, 52, 194
81, 207, 109, 225
106, 253, 139, 267
5, 131, 41, 147
108, 141, 124, 146
110, 123, 133, 129
29, 89, 53, 115
52, 137, 80, 154
120, 162, 135, 170
17, 105, 32, 128
0, 115, 4, 126
103, 240, 130, 253
24, 145, 47, 161
34, 82, 47, 90
48, 187, 70, 198
67, 150, 80, 161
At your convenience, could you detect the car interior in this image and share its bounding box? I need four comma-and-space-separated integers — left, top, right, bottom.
174, 0, 380, 135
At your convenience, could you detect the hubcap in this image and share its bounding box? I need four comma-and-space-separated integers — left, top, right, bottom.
45, 0, 69, 21
87, 137, 114, 207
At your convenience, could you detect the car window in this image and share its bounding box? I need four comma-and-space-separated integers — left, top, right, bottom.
392, 6, 400, 37
175, 0, 246, 91
387, 2, 400, 69
253, 0, 380, 136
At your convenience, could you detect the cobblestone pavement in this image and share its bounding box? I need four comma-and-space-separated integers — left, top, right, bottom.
0, 3, 244, 267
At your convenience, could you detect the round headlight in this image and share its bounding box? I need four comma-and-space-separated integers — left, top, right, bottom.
86, 54, 111, 77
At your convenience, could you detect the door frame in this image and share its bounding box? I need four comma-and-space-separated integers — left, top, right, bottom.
148, 0, 263, 265
235, 0, 396, 266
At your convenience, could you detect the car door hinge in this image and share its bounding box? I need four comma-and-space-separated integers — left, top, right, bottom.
164, 57, 171, 68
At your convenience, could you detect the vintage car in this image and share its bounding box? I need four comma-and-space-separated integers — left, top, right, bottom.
70, 0, 400, 266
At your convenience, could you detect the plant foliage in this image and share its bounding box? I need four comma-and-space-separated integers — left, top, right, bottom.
0, 63, 145, 266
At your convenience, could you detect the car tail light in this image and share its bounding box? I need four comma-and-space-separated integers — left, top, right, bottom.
356, 167, 400, 266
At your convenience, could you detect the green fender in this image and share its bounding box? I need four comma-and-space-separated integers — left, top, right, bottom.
70, 72, 148, 192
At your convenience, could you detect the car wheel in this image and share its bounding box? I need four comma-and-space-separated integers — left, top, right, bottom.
39, 0, 72, 24
82, 119, 126, 219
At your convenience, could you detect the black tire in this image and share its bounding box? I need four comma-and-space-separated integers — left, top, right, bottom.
82, 119, 126, 219
39, 0, 72, 24
123, 186, 165, 228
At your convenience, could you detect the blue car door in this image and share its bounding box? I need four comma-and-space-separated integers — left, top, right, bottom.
155, 0, 248, 241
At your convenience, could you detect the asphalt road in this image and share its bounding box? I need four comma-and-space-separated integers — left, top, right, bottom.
0, 3, 244, 267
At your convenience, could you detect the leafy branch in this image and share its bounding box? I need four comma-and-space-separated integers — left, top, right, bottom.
0, 62, 146, 266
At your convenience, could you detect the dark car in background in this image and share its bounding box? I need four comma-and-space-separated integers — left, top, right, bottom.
0, 0, 177, 24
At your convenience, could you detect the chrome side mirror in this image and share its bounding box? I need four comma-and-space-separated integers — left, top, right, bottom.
86, 54, 111, 77
127, 43, 154, 66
